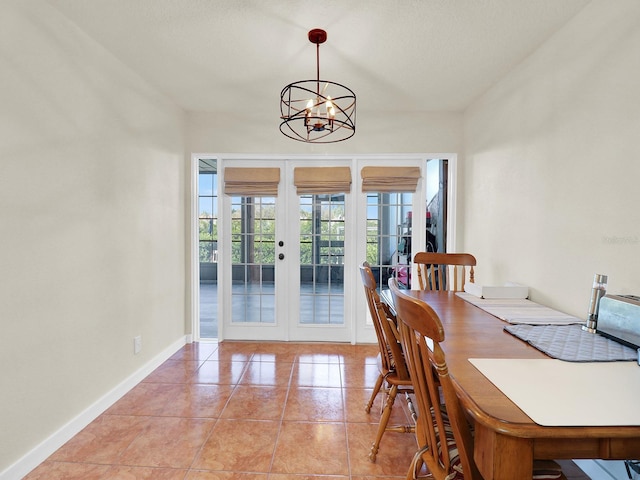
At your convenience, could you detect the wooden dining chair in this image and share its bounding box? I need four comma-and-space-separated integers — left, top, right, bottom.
412, 252, 476, 292
388, 278, 566, 480
359, 262, 415, 462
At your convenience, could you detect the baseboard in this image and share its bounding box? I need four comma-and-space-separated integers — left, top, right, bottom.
0, 335, 189, 480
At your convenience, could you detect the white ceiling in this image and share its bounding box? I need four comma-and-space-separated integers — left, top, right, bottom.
45, 0, 590, 114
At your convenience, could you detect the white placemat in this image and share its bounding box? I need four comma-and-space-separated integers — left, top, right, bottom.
469, 358, 640, 426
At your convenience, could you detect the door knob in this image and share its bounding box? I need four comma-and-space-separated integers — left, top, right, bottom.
278, 253, 285, 260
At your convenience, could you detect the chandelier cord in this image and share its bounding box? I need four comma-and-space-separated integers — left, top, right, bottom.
316, 42, 320, 97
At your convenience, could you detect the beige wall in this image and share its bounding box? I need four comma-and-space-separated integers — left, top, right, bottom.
462, 0, 640, 316
6, 0, 639, 475
0, 0, 186, 473
187, 111, 463, 154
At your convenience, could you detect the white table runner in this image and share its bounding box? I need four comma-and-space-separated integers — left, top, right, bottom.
456, 292, 582, 325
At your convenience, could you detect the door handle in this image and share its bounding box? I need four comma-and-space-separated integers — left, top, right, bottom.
278, 253, 285, 260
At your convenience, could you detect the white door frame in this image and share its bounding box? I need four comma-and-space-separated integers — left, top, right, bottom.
190, 153, 457, 344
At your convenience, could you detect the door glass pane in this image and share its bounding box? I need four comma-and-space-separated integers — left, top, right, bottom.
299, 194, 345, 325
366, 192, 413, 290
199, 159, 218, 338
231, 196, 276, 323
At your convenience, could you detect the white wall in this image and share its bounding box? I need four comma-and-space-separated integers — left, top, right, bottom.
10, 0, 636, 474
0, 0, 186, 474
462, 0, 640, 316
187, 111, 463, 155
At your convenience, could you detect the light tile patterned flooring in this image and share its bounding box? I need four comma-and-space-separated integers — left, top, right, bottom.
25, 341, 418, 479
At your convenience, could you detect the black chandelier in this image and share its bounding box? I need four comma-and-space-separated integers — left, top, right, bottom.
280, 29, 356, 143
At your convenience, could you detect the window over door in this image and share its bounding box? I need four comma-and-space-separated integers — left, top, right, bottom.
230, 195, 277, 323
299, 193, 346, 325
361, 165, 420, 289
198, 159, 219, 339
365, 192, 414, 290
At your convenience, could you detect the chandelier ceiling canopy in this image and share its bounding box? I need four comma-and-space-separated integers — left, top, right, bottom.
280, 29, 356, 143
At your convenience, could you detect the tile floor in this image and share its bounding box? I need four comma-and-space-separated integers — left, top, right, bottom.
24, 341, 419, 479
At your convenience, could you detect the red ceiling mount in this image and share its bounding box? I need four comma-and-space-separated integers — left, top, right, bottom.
307, 28, 327, 45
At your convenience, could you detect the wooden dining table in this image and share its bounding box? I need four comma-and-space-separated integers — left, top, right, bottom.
387, 289, 640, 479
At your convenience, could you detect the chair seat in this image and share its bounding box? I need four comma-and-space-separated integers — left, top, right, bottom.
373, 354, 413, 388
532, 461, 566, 480
383, 371, 414, 387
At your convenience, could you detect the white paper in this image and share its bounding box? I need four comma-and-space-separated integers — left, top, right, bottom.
464, 282, 529, 299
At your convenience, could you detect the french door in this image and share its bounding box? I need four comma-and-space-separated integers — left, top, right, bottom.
219, 159, 352, 342
194, 154, 455, 344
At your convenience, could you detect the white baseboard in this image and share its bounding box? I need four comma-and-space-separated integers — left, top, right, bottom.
0, 336, 189, 480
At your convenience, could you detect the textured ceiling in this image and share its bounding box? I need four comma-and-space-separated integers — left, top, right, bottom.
45, 0, 590, 113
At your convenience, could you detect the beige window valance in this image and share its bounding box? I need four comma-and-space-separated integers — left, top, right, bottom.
361, 166, 421, 192
293, 167, 352, 194
223, 167, 280, 196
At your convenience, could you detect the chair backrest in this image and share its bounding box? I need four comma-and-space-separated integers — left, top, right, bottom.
413, 252, 476, 292
388, 278, 480, 480
359, 263, 409, 380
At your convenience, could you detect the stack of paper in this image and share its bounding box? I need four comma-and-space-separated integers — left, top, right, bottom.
464, 282, 529, 299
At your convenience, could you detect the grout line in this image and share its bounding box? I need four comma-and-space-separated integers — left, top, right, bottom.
265, 360, 294, 476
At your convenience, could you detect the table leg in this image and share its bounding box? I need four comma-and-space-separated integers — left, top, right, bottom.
474, 423, 533, 479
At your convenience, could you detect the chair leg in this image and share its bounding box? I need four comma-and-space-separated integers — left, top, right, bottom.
365, 373, 384, 414
405, 391, 418, 424
369, 384, 398, 462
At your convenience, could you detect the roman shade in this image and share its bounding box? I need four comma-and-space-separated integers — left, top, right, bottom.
293, 167, 352, 194
361, 166, 421, 192
223, 167, 280, 196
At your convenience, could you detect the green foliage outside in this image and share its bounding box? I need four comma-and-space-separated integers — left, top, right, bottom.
199, 213, 217, 263
201, 196, 381, 266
